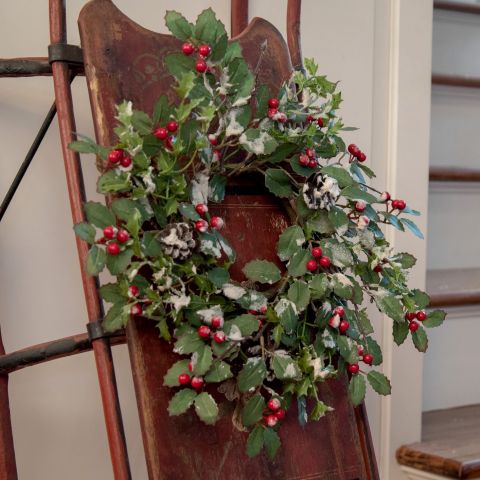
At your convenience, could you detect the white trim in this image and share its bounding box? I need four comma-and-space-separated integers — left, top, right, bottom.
400, 465, 450, 480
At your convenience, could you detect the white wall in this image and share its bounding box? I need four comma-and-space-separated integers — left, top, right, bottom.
0, 1, 432, 478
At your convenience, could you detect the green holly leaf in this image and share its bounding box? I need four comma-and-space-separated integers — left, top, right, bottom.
277, 225, 305, 261
152, 95, 172, 125
165, 53, 196, 79
275, 299, 298, 334
208, 175, 227, 202
174, 328, 205, 355
310, 400, 332, 420
375, 292, 404, 323
195, 8, 225, 44
319, 239, 353, 267
204, 361, 233, 383
356, 309, 374, 335
288, 249, 311, 277
131, 110, 153, 135
99, 283, 124, 304
392, 252, 417, 269
256, 84, 270, 118
246, 425, 264, 458
411, 289, 430, 310
337, 336, 359, 364
238, 357, 267, 392
243, 260, 281, 284
191, 345, 213, 376
328, 207, 349, 232
86, 245, 106, 275
142, 231, 163, 257
242, 394, 266, 427
367, 371, 392, 395
74, 222, 96, 244
263, 427, 281, 460
272, 351, 301, 380
321, 165, 354, 187
309, 274, 330, 300
400, 218, 424, 239
365, 337, 383, 366
349, 373, 366, 406
106, 248, 133, 275
307, 210, 335, 235
224, 314, 259, 337
103, 303, 128, 332
287, 281, 310, 311
165, 10, 193, 41
264, 168, 293, 198
84, 201, 115, 229
331, 273, 354, 300
423, 310, 446, 328
111, 198, 152, 223
168, 388, 197, 416
393, 321, 409, 346
207, 267, 230, 288
194, 392, 219, 425
163, 359, 191, 387
412, 325, 428, 352
341, 185, 377, 203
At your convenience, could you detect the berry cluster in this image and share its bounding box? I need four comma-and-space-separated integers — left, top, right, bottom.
306, 114, 325, 128
153, 120, 178, 150
264, 398, 286, 427
306, 246, 331, 272
107, 148, 132, 168
405, 310, 427, 331
328, 306, 349, 334
102, 225, 130, 256
194, 203, 224, 232
299, 148, 319, 169
347, 144, 366, 162
347, 347, 374, 375
181, 41, 211, 73
198, 315, 226, 344
267, 98, 287, 123
178, 369, 205, 391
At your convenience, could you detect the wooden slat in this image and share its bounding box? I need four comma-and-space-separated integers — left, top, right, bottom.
434, 1, 480, 15
429, 167, 480, 182
286, 0, 302, 71
432, 74, 480, 89
427, 268, 480, 307
231, 0, 248, 38
397, 404, 480, 478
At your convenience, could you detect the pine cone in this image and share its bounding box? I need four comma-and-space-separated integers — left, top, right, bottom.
158, 222, 196, 260
302, 173, 340, 210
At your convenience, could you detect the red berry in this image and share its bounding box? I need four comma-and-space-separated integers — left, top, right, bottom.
182, 42, 194, 55
409, 321, 419, 332
381, 191, 391, 202
103, 225, 116, 239
167, 120, 178, 133
120, 155, 132, 168
259, 305, 268, 314
128, 285, 139, 297
153, 127, 168, 140
275, 408, 286, 420
391, 200, 399, 209
357, 152, 366, 162
164, 136, 174, 150
299, 154, 310, 166
178, 373, 190, 385
268, 398, 281, 411
405, 312, 416, 321
196, 59, 207, 73
211, 316, 223, 329
107, 242, 120, 255
130, 303, 142, 316
306, 148, 315, 158
317, 118, 324, 128
312, 247, 323, 258
318, 256, 331, 268
268, 98, 279, 109
334, 306, 345, 317
339, 320, 350, 334
328, 315, 340, 328
210, 216, 224, 230
191, 377, 204, 390
397, 200, 406, 210
357, 345, 364, 356
373, 265, 383, 273
195, 203, 208, 216
348, 364, 360, 374
188, 362, 193, 372
355, 201, 367, 212
116, 229, 129, 243
212, 150, 222, 162
416, 311, 427, 322
306, 115, 315, 123
348, 144, 359, 156
208, 134, 218, 146
308, 159, 317, 168
198, 44, 211, 57
306, 259, 318, 271
195, 219, 208, 232
265, 415, 278, 427
213, 331, 226, 344
267, 108, 278, 119
363, 354, 373, 365
198, 325, 211, 339
108, 149, 124, 164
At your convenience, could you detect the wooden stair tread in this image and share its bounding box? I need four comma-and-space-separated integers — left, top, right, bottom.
433, 74, 480, 89
434, 1, 480, 16
397, 404, 480, 478
427, 268, 480, 307
430, 167, 480, 182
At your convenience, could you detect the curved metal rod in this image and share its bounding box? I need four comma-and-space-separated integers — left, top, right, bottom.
287, 0, 303, 72
48, 1, 131, 478
231, 0, 249, 37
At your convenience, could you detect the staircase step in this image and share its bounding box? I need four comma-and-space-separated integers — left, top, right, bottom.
397, 404, 480, 478
434, 1, 480, 16
429, 167, 480, 182
432, 74, 480, 89
427, 268, 480, 307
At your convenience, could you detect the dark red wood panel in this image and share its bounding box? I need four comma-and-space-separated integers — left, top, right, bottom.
78, 1, 378, 478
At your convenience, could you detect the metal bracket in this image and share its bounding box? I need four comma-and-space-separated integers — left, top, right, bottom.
48, 43, 84, 65
87, 321, 109, 342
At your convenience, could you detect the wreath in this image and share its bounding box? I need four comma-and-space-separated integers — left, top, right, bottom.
71, 9, 446, 459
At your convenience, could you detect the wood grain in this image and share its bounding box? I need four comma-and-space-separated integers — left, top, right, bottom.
432, 74, 480, 89
434, 1, 480, 16
427, 268, 480, 307
430, 167, 480, 183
